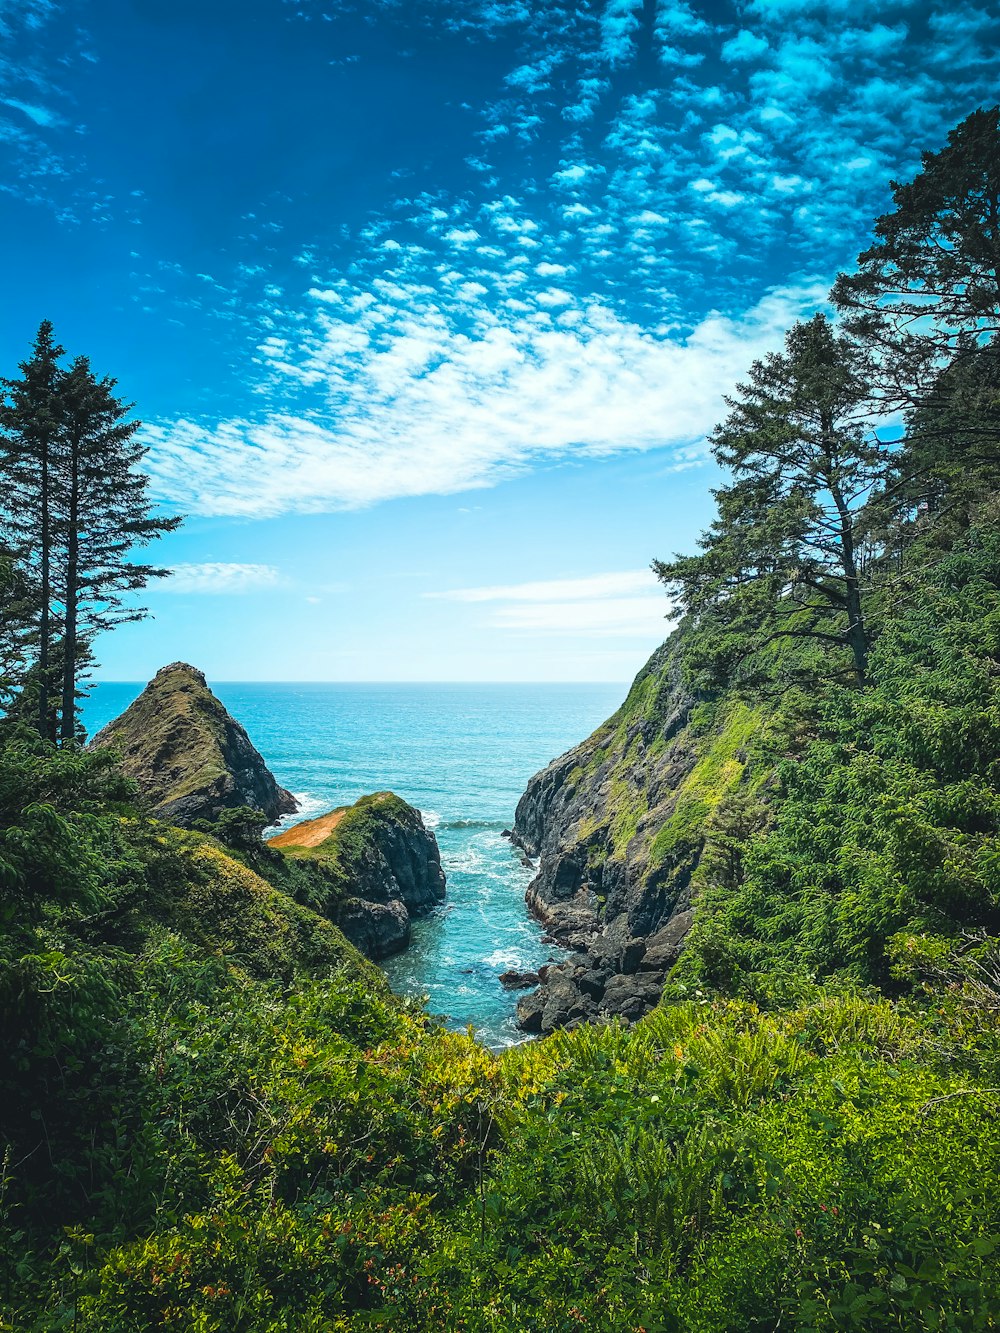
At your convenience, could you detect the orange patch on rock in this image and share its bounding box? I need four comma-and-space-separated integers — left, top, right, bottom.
270, 807, 346, 849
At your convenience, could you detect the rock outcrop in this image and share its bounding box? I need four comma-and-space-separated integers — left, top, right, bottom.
91, 662, 298, 827
512, 631, 759, 1035
270, 792, 446, 960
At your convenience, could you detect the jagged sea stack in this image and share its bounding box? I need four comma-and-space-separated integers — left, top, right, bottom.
91, 661, 298, 827
270, 793, 446, 959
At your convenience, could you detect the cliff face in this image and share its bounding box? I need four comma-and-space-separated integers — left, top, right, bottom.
91, 662, 298, 827
270, 792, 446, 960
512, 631, 758, 1034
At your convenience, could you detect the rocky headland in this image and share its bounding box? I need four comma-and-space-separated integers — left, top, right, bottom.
269, 793, 446, 959
512, 631, 759, 1034
91, 662, 298, 826
92, 664, 448, 963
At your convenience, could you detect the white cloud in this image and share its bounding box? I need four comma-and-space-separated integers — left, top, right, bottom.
427, 570, 673, 637
689, 178, 744, 208
427, 571, 660, 602
536, 287, 574, 306
655, 0, 710, 38
159, 563, 282, 594
144, 281, 824, 519
553, 162, 600, 186
599, 0, 644, 65
721, 30, 769, 61
1, 97, 62, 127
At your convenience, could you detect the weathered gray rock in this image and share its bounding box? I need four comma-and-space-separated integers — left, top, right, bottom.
499, 969, 541, 990
516, 988, 545, 1033
511, 632, 720, 1034
639, 912, 694, 973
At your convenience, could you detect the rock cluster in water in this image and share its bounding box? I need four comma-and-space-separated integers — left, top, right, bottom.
92, 665, 447, 964
270, 794, 446, 960
91, 662, 298, 826
512, 635, 707, 1034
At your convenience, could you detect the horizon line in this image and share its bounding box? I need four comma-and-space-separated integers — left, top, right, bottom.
88, 678, 634, 686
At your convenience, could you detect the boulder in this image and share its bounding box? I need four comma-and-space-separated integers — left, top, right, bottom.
516, 989, 545, 1034
638, 912, 694, 972
599, 971, 664, 1019
499, 969, 541, 990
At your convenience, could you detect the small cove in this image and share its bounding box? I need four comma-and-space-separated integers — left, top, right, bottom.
84, 680, 625, 1046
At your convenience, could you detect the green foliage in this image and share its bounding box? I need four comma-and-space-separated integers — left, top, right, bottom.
193, 805, 270, 852
276, 792, 424, 916
0, 321, 181, 742
832, 105, 1000, 409
679, 524, 1000, 997
649, 700, 759, 868
0, 546, 36, 714
654, 315, 885, 693
5, 731, 999, 1331
5, 109, 1000, 1332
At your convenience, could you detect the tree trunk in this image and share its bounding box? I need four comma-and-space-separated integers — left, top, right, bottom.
823, 412, 868, 687
829, 486, 868, 685
38, 444, 52, 739
59, 430, 80, 745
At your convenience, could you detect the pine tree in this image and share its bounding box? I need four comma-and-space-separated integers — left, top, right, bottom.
0, 321, 65, 739
654, 315, 889, 690
832, 105, 1000, 411
52, 356, 181, 743
0, 545, 36, 715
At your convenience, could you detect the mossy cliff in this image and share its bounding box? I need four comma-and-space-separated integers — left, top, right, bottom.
513, 630, 761, 1034
79, 819, 385, 990
91, 662, 298, 827
269, 792, 446, 960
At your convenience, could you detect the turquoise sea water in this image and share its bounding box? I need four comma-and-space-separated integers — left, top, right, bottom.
83, 681, 626, 1047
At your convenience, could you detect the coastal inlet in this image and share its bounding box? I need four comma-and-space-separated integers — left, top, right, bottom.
84, 680, 625, 1047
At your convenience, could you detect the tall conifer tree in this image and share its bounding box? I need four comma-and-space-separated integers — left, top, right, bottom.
654, 315, 887, 689
53, 356, 181, 742
0, 321, 65, 739
832, 105, 1000, 410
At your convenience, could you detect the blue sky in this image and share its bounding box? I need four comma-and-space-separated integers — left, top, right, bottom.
2, 0, 997, 681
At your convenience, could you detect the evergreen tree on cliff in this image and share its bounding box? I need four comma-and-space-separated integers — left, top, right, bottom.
0, 321, 65, 739
52, 356, 181, 743
832, 105, 1000, 411
654, 314, 887, 690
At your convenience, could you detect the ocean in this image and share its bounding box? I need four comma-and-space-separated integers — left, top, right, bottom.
82, 681, 627, 1047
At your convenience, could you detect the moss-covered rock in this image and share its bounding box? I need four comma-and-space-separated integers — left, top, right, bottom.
513, 630, 764, 1033
269, 792, 446, 960
90, 662, 297, 828
71, 818, 383, 990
